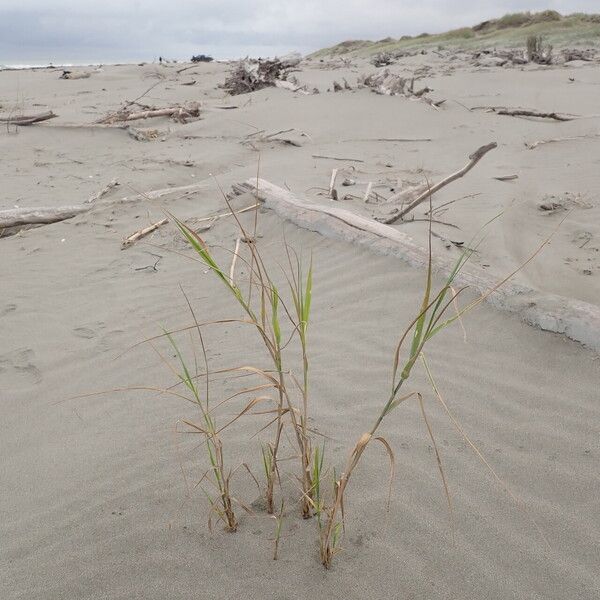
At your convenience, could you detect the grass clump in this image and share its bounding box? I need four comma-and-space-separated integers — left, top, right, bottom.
151, 183, 560, 567
172, 194, 316, 520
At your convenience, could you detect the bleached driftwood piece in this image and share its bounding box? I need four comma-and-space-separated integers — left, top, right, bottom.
0, 111, 57, 126
525, 134, 600, 149
384, 142, 497, 224
122, 218, 169, 249
232, 177, 600, 352
0, 178, 200, 230
140, 181, 212, 200
0, 179, 121, 229
328, 169, 338, 200
228, 237, 242, 284
0, 205, 92, 228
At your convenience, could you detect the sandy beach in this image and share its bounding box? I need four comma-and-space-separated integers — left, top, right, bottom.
1, 48, 600, 599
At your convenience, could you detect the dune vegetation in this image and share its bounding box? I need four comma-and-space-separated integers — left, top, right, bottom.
311, 11, 600, 57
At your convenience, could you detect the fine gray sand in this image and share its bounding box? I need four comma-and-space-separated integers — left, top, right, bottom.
1, 56, 599, 599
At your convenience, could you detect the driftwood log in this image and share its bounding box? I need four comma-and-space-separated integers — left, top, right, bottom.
0, 111, 57, 126
232, 178, 600, 352
384, 142, 497, 223
97, 102, 200, 125
0, 205, 91, 229
0, 179, 210, 232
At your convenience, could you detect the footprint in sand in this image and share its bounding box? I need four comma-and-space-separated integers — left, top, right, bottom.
1, 304, 17, 317
0, 348, 42, 385
73, 327, 97, 339
72, 321, 107, 340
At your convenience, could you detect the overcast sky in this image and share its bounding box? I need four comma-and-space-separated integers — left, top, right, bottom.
0, 1, 597, 65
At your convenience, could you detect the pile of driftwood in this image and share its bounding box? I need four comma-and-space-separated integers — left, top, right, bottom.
562, 48, 596, 62
472, 49, 528, 66
371, 52, 395, 67
221, 54, 302, 95
96, 101, 200, 125
358, 70, 444, 108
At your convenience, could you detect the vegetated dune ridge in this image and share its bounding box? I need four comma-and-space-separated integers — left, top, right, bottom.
312, 10, 600, 57
1, 35, 599, 600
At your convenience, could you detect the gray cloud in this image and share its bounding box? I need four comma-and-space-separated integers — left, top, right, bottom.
0, 0, 597, 64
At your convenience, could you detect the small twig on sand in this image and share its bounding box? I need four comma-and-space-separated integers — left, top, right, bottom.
126, 80, 165, 107
312, 154, 364, 163
328, 169, 338, 200
471, 106, 575, 121
229, 237, 242, 284
497, 109, 573, 121
385, 142, 497, 224
134, 253, 163, 271
86, 179, 119, 203
342, 137, 432, 143
122, 218, 169, 249
425, 192, 482, 216
525, 134, 600, 149
363, 182, 373, 203
493, 174, 518, 181
189, 203, 260, 229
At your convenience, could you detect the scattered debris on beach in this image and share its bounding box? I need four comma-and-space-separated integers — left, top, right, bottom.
358, 69, 445, 108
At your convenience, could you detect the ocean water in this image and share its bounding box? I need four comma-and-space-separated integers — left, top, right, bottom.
0, 62, 103, 71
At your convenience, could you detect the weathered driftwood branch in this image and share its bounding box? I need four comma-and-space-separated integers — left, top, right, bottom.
0, 205, 91, 229
86, 179, 119, 203
384, 142, 497, 224
0, 179, 121, 230
232, 177, 600, 353
525, 134, 600, 150
472, 106, 574, 121
122, 218, 169, 249
497, 109, 572, 121
0, 111, 57, 126
0, 177, 204, 231
96, 102, 200, 124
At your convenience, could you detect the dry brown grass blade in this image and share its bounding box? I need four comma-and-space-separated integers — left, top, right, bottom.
372, 436, 396, 510
417, 392, 454, 535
